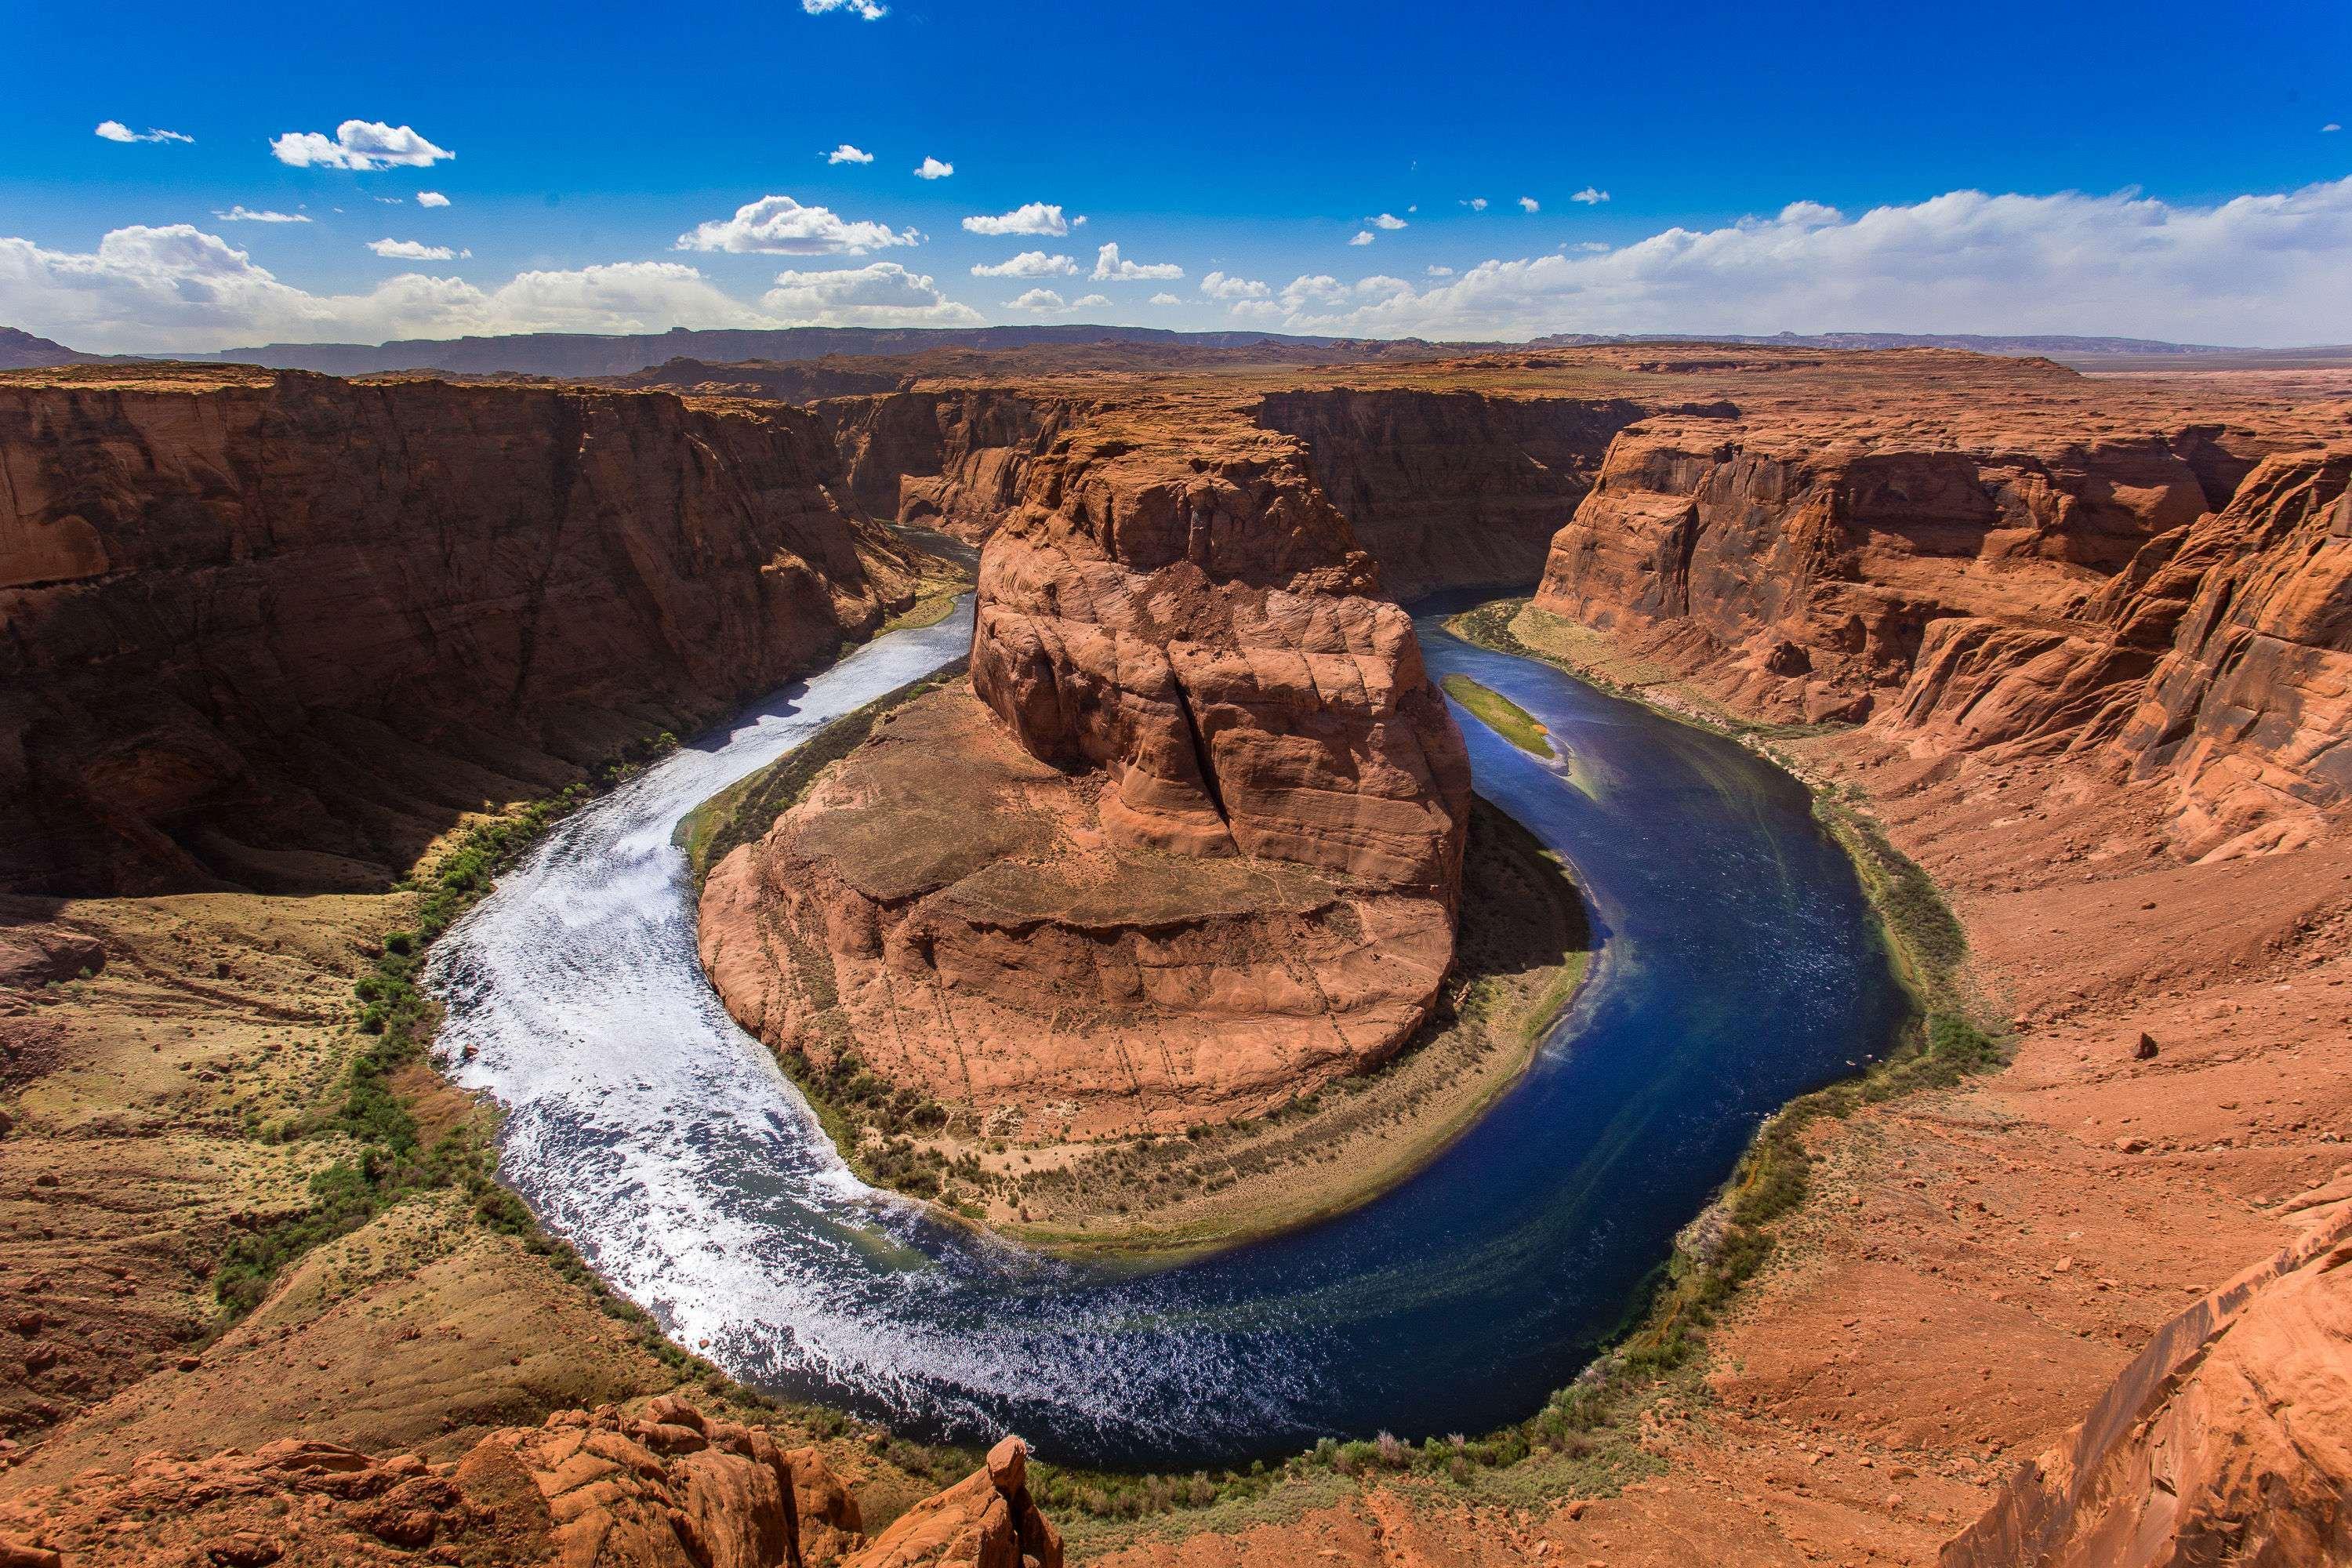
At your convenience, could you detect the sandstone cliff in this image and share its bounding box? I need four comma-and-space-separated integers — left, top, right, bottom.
1943, 1197, 2352, 1568
701, 411, 1471, 1134
1533, 393, 2352, 852
1255, 387, 1647, 598
0, 367, 930, 895
818, 390, 1078, 542
0, 1396, 1058, 1568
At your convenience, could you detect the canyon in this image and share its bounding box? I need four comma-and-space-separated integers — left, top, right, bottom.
2, 341, 2350, 1566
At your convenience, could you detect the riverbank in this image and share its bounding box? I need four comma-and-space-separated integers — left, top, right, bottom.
1067, 597, 2352, 1565
684, 665, 1594, 1255
0, 655, 1002, 1535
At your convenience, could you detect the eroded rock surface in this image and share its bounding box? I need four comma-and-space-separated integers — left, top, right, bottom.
0, 1397, 1031, 1568
1531, 358, 2352, 851
1944, 1200, 2352, 1568
703, 411, 1468, 1134
0, 366, 930, 895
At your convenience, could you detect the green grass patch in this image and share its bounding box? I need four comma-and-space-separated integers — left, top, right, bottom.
1441, 673, 1556, 759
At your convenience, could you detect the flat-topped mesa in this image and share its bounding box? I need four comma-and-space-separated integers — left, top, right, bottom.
968, 418, 1469, 891
699, 414, 1472, 1136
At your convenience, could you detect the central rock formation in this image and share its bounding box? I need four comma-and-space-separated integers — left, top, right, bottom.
699, 414, 1471, 1135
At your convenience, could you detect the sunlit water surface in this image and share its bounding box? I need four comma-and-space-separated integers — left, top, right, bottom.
429, 592, 1906, 1468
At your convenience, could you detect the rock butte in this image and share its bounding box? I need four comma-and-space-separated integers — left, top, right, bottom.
3, 344, 2352, 1565
700, 412, 1472, 1134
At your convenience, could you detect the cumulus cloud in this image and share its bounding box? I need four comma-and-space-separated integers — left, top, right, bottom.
214, 206, 309, 223
803, 0, 886, 16
1426, 264, 1454, 277
2327, 123, 2343, 133
1072, 292, 1111, 309
913, 157, 953, 180
969, 251, 1076, 278
1371, 212, 1407, 230
1004, 287, 1068, 312
1148, 292, 1181, 306
1267, 180, 2352, 347
416, 191, 450, 208
1463, 197, 1488, 212
0, 225, 786, 352
1348, 230, 1374, 245
1519, 195, 1541, 213
96, 122, 191, 145
760, 262, 981, 325
676, 194, 916, 254
1091, 241, 1181, 280
1572, 187, 1609, 205
1200, 270, 1269, 299
368, 238, 459, 260
826, 143, 873, 165
271, 120, 453, 170
962, 202, 1080, 237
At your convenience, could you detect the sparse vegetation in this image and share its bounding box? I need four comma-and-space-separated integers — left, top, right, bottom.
211, 729, 686, 1327
1441, 673, 1556, 758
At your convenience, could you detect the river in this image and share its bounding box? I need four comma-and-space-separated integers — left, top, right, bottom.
426, 590, 1907, 1469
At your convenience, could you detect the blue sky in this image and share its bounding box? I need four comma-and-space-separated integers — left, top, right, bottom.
5, 0, 2349, 350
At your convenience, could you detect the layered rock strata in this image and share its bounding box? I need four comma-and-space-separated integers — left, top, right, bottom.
1255, 387, 1647, 598
1534, 401, 2352, 853
0, 1396, 1052, 1568
701, 416, 1471, 1134
0, 367, 929, 895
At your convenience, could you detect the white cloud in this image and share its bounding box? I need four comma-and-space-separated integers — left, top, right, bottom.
1279, 274, 1348, 310
1573, 241, 1610, 253
1371, 212, 1407, 230
969, 250, 1076, 278
1519, 196, 1542, 213
375, 196, 405, 205
270, 120, 453, 171
2326, 123, 2343, 133
214, 206, 310, 223
676, 194, 916, 255
1004, 287, 1068, 312
826, 143, 874, 165
1072, 292, 1111, 310
1348, 230, 1374, 245
1148, 292, 1181, 306
0, 225, 793, 352
1463, 197, 1488, 212
1426, 264, 1454, 277
962, 202, 1080, 237
1267, 179, 2352, 347
1091, 241, 1181, 281
96, 122, 191, 145
1200, 270, 1269, 299
913, 157, 953, 180
416, 191, 450, 208
1229, 299, 1284, 320
1571, 188, 1608, 205
803, 0, 886, 16
368, 238, 459, 260
760, 262, 980, 325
